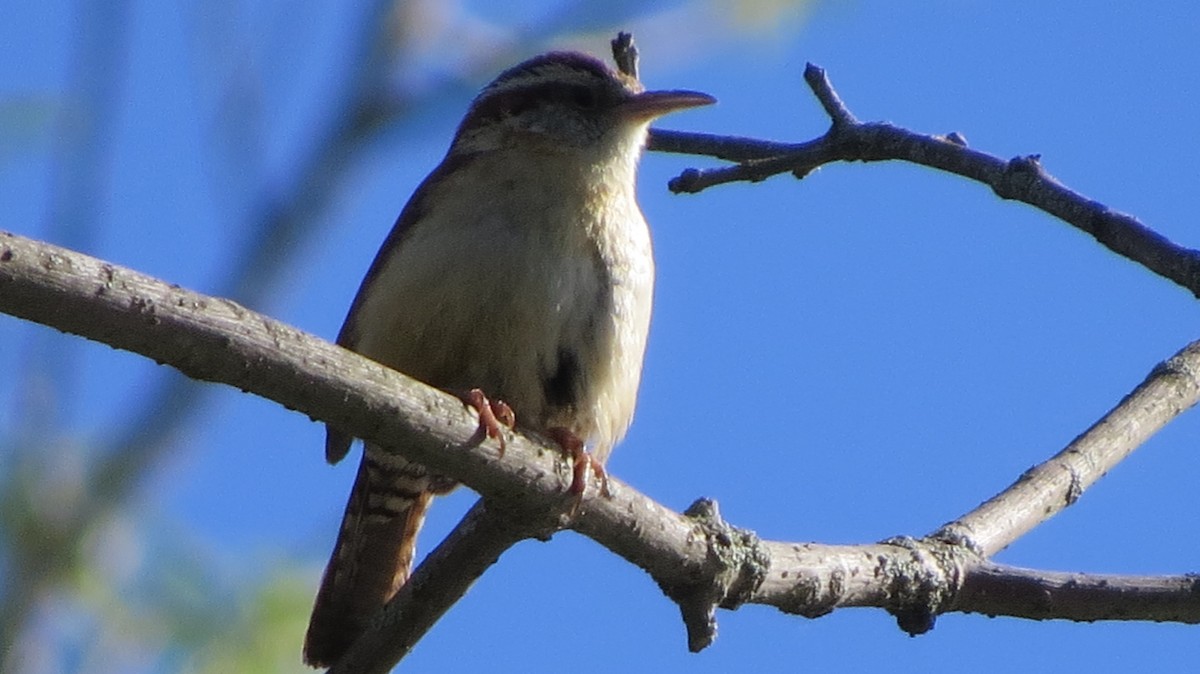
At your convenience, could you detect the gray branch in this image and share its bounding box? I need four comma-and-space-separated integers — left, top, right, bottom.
648, 64, 1200, 299
934, 340, 1200, 557
3, 223, 1199, 674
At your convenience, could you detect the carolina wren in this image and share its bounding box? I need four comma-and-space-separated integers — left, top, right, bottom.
303, 50, 713, 667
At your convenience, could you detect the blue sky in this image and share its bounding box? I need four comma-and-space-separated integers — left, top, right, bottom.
3, 1, 1200, 672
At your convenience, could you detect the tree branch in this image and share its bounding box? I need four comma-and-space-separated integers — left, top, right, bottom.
4, 228, 1199, 674
956, 563, 1200, 623
647, 64, 1200, 299
328, 501, 542, 674
933, 339, 1200, 557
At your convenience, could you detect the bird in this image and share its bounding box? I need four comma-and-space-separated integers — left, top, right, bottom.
303, 49, 714, 667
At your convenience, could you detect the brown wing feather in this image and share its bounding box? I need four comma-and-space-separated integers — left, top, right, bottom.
322, 153, 474, 467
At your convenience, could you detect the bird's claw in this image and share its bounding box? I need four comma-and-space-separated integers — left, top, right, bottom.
547, 427, 610, 516
461, 388, 515, 455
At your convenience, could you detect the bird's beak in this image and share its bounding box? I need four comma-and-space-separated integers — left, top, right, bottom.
620, 89, 716, 121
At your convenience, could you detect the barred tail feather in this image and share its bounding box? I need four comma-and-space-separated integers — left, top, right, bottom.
303, 451, 435, 667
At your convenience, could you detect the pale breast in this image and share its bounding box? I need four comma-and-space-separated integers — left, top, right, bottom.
348, 151, 653, 458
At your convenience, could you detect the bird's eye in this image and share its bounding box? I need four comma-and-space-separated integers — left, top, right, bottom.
568, 86, 599, 110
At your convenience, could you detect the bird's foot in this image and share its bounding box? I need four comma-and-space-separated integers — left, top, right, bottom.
546, 427, 610, 515
460, 388, 515, 455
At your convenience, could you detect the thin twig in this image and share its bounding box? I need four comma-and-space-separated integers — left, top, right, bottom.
803, 63, 858, 126
933, 339, 1200, 557
648, 63, 1200, 298
611, 31, 639, 80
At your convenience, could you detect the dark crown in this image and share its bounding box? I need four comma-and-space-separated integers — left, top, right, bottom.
452, 52, 641, 148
